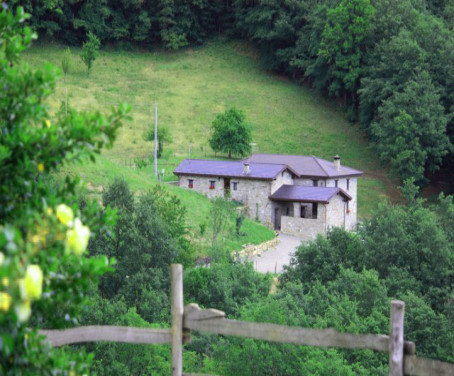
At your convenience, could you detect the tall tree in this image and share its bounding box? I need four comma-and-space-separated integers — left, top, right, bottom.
209, 107, 252, 158
143, 125, 173, 158
359, 29, 426, 130
319, 0, 375, 102
80, 31, 100, 74
371, 71, 451, 183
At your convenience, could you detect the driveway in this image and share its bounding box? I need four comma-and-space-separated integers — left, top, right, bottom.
250, 233, 303, 274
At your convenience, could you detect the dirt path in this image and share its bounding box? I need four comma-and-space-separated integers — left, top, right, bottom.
250, 233, 303, 274
363, 170, 402, 204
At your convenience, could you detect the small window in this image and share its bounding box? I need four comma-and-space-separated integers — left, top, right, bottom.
286, 207, 290, 216
347, 179, 350, 190
312, 203, 318, 219
312, 180, 318, 187
335, 180, 338, 188
300, 206, 306, 218
209, 181, 215, 190
188, 179, 194, 188
232, 182, 238, 191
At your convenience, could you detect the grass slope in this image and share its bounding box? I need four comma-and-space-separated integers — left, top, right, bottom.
26, 38, 393, 222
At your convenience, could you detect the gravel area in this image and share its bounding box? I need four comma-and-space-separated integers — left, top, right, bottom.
249, 233, 303, 274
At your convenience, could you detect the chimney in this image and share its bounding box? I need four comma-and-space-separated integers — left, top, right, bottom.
333, 155, 341, 171
243, 163, 250, 175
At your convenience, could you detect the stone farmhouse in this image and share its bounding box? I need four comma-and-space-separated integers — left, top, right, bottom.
174, 154, 363, 240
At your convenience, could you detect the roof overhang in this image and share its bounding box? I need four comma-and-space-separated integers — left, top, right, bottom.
174, 172, 275, 181
269, 197, 331, 204
269, 186, 352, 204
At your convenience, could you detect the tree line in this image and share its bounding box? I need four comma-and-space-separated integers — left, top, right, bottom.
26, 0, 454, 186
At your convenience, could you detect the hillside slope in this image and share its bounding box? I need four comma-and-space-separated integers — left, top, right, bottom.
25, 39, 395, 217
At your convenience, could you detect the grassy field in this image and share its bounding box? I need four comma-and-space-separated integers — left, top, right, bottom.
25, 39, 394, 231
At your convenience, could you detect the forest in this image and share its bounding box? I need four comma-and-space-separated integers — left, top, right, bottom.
1, 1, 454, 375
24, 0, 454, 187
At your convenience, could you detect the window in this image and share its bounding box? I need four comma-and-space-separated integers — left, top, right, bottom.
188, 179, 194, 189
286, 207, 290, 216
300, 206, 306, 218
232, 182, 238, 191
312, 180, 318, 187
335, 180, 338, 188
347, 179, 350, 190
209, 181, 215, 190
312, 203, 318, 219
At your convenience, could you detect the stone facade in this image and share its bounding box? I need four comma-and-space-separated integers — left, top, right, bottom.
176, 158, 360, 240
177, 174, 274, 226
326, 177, 357, 230
280, 203, 327, 240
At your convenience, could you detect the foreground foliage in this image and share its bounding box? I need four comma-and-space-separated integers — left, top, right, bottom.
0, 5, 129, 374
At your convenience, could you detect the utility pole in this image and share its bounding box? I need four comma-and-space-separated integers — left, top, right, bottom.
154, 102, 158, 177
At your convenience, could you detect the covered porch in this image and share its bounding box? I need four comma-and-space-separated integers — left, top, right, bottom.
269, 185, 351, 240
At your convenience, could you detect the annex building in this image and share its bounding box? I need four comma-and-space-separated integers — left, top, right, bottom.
174, 154, 362, 240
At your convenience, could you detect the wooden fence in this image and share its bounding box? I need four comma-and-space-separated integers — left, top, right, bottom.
39, 264, 454, 376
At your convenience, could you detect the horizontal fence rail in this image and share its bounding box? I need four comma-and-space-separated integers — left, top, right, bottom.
184, 303, 415, 354
37, 264, 454, 376
404, 355, 454, 376
39, 326, 171, 347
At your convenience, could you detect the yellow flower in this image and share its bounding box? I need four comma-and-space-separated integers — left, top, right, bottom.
37, 163, 45, 173
45, 119, 51, 128
56, 204, 74, 226
31, 234, 41, 244
46, 207, 53, 216
0, 252, 4, 266
24, 265, 43, 300
65, 218, 90, 256
2, 278, 9, 287
0, 292, 12, 311
16, 300, 31, 322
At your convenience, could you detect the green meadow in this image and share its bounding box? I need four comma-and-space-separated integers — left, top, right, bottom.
25, 39, 394, 249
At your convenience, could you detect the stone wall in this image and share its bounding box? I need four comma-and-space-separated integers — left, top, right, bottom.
326, 177, 357, 230
232, 236, 279, 259
271, 170, 293, 193
325, 193, 346, 229
178, 174, 222, 199
177, 174, 274, 226
293, 178, 328, 187
280, 204, 326, 240
232, 178, 273, 226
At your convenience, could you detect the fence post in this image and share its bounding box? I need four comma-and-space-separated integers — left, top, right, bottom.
389, 300, 405, 376
171, 264, 183, 376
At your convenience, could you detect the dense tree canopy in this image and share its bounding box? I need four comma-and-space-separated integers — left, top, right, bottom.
370, 71, 450, 183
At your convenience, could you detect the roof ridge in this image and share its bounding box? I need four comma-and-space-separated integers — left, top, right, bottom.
248, 161, 287, 166
312, 156, 329, 177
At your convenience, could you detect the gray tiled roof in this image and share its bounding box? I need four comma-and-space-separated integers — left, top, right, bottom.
174, 159, 288, 180
269, 185, 352, 203
246, 154, 362, 178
